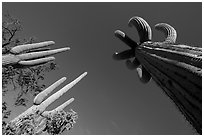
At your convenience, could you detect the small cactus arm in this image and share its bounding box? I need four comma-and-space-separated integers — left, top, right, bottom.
2, 41, 70, 68
113, 16, 202, 134
4, 72, 87, 135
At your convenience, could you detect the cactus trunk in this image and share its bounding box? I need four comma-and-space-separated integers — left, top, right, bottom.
136, 42, 202, 134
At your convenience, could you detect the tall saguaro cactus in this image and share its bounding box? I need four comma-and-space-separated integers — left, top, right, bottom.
2, 41, 87, 134
113, 16, 202, 134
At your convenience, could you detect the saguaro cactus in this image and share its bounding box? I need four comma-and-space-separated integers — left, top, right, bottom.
113, 16, 202, 134
4, 72, 87, 135
2, 41, 87, 134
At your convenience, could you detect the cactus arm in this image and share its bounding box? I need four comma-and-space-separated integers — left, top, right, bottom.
53, 98, 75, 112
17, 48, 70, 60
155, 23, 177, 44
10, 41, 55, 54
34, 77, 67, 105
18, 57, 55, 66
2, 41, 70, 67
42, 98, 75, 117
128, 16, 152, 43
113, 16, 202, 134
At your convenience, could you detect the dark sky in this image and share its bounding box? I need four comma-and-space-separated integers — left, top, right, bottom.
3, 2, 201, 135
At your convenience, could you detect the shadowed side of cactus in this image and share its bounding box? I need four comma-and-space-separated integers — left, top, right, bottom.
113, 16, 202, 134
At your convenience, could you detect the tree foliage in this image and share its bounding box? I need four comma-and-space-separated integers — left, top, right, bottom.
3, 109, 78, 135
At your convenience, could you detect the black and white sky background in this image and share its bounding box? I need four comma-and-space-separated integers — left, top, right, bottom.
2, 2, 202, 135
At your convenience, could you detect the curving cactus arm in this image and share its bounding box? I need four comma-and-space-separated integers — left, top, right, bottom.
113, 16, 202, 134
2, 41, 70, 67
5, 72, 87, 135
